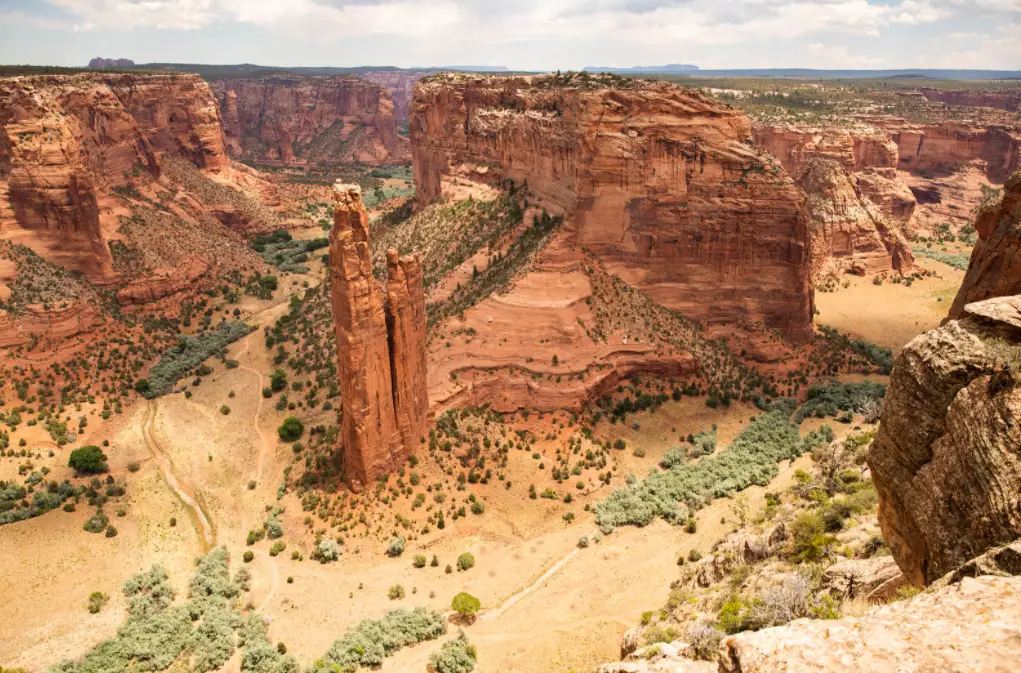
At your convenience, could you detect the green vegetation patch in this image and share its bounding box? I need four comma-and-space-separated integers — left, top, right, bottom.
253, 230, 328, 273
594, 412, 833, 531
143, 321, 254, 398
912, 245, 972, 271
792, 380, 886, 424
308, 607, 446, 671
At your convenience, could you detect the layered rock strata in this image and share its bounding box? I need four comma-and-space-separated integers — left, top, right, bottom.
799, 158, 913, 278
0, 73, 228, 282
213, 76, 408, 166
869, 294, 1021, 585
949, 170, 1021, 318
411, 74, 814, 342
330, 183, 426, 488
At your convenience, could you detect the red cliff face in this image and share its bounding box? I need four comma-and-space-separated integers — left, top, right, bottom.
0, 73, 228, 282
753, 124, 900, 177
330, 183, 427, 489
880, 121, 1021, 181
411, 73, 814, 342
363, 70, 430, 121
948, 170, 1021, 319
212, 76, 409, 166
917, 88, 1021, 113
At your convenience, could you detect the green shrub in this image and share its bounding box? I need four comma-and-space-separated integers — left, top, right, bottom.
269, 541, 286, 557
68, 445, 108, 474
145, 322, 254, 397
793, 381, 886, 424
595, 412, 832, 530
790, 511, 837, 563
428, 630, 477, 673
413, 554, 428, 568
456, 552, 475, 571
277, 417, 303, 441
243, 551, 254, 563
309, 607, 445, 671
451, 592, 481, 623
87, 591, 109, 614
387, 536, 406, 557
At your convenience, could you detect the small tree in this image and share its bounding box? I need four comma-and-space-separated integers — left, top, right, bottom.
270, 370, 287, 392
456, 552, 475, 572
451, 592, 481, 624
277, 416, 303, 441
387, 536, 406, 557
69, 445, 108, 474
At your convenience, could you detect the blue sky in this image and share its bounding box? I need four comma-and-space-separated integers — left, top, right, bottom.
0, 0, 1018, 70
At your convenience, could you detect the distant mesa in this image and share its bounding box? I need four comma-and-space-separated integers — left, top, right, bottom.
583, 64, 700, 73
87, 57, 135, 69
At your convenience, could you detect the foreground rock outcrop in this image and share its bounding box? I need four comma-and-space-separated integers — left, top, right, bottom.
213, 76, 408, 166
411, 73, 813, 342
869, 294, 1021, 585
949, 170, 1021, 318
330, 184, 427, 489
601, 550, 1021, 673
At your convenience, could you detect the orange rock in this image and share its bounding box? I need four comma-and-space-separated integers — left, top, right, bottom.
116, 255, 209, 305
799, 158, 913, 279
0, 302, 101, 348
0, 73, 229, 283
330, 184, 427, 489
411, 74, 814, 343
212, 76, 409, 167
948, 170, 1021, 318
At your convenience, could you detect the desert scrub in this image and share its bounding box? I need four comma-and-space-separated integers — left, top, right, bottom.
912, 245, 972, 271
595, 412, 834, 531
793, 381, 886, 424
429, 630, 477, 673
252, 229, 328, 274
308, 607, 446, 671
87, 591, 109, 614
314, 537, 340, 563
144, 321, 254, 397
456, 552, 476, 571
48, 548, 254, 673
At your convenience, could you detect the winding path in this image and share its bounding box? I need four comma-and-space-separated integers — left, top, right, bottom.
142, 400, 216, 553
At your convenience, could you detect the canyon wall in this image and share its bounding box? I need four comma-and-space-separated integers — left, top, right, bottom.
753, 125, 899, 177
330, 183, 427, 489
799, 158, 913, 278
411, 74, 814, 342
212, 76, 408, 167
918, 87, 1021, 113
949, 170, 1021, 318
0, 73, 228, 282
880, 121, 1021, 181
363, 70, 430, 122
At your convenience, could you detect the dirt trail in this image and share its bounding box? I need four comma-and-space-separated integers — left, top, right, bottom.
142, 400, 215, 553
236, 330, 273, 483
481, 541, 587, 622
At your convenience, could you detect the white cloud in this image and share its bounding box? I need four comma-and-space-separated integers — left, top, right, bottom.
808, 41, 884, 66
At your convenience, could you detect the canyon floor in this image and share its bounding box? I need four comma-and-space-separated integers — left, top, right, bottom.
0, 245, 967, 673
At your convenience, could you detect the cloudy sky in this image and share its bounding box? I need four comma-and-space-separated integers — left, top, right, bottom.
0, 0, 1019, 70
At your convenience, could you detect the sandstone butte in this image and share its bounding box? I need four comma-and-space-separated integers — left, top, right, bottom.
330, 183, 427, 490
0, 72, 228, 284
410, 73, 814, 343
212, 75, 409, 167
798, 157, 913, 279
948, 169, 1021, 318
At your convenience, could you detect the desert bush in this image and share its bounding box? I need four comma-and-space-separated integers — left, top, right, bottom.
83, 509, 109, 534
595, 412, 832, 530
456, 552, 475, 571
387, 536, 406, 557
68, 445, 107, 474
577, 535, 589, 548
428, 630, 477, 673
659, 446, 687, 469
413, 554, 428, 568
794, 381, 886, 424
686, 623, 724, 661
388, 584, 406, 600
269, 541, 286, 557
790, 511, 836, 562
277, 417, 303, 442
314, 538, 340, 563
87, 591, 109, 614
451, 592, 481, 623
266, 517, 284, 539
309, 607, 446, 671
145, 321, 254, 397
